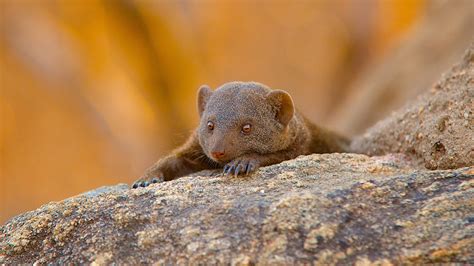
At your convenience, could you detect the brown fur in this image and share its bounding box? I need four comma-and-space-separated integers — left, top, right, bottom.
133, 81, 349, 188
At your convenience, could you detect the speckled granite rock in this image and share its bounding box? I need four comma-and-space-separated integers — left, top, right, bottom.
1, 153, 473, 264
351, 43, 474, 170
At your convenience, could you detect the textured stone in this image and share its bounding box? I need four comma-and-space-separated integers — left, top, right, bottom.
351, 43, 474, 170
0, 153, 472, 264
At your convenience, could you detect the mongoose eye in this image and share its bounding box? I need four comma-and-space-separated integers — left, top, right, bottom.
207, 121, 214, 131
242, 124, 252, 134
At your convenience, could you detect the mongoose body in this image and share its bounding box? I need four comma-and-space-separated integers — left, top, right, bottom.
133, 81, 349, 188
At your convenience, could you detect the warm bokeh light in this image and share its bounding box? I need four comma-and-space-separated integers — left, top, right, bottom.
0, 0, 427, 223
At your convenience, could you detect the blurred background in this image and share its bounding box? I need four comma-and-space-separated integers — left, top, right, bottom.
1, 0, 473, 223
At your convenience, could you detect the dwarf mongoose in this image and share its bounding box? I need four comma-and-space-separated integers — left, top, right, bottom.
133, 81, 349, 188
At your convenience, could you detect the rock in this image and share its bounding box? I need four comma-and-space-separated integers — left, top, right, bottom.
1, 153, 473, 264
351, 43, 474, 170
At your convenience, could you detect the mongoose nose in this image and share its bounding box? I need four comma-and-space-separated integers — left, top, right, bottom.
211, 151, 225, 159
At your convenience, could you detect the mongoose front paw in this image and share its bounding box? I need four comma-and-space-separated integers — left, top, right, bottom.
223, 157, 260, 176
132, 174, 164, 189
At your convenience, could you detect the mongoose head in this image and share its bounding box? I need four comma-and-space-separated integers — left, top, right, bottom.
197, 81, 295, 164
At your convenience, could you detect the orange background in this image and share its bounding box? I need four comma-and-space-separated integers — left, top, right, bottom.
0, 0, 425, 223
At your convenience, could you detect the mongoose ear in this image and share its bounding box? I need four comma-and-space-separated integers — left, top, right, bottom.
197, 85, 213, 117
266, 90, 295, 126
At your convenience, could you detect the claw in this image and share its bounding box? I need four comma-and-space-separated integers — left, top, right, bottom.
151, 178, 159, 183
234, 165, 242, 176
223, 165, 229, 174
226, 164, 235, 175
132, 183, 139, 189
245, 163, 252, 175
246, 162, 257, 175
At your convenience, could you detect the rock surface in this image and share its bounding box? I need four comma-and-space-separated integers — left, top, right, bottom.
1, 153, 473, 264
352, 43, 474, 170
